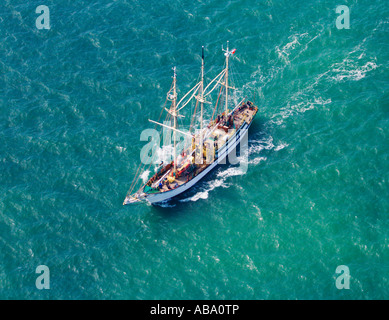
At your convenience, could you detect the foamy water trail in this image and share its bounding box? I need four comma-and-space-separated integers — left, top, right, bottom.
247, 24, 380, 129
327, 60, 378, 82
179, 177, 229, 202
275, 33, 309, 65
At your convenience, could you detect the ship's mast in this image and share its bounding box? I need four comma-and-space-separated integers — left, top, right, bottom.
172, 66, 177, 174
149, 66, 195, 174
200, 46, 205, 142
225, 41, 229, 116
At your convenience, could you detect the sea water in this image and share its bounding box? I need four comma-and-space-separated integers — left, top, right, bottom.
0, 0, 388, 299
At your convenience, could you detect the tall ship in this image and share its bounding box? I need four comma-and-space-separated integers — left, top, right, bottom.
123, 42, 258, 205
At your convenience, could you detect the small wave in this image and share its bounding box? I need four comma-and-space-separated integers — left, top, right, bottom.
216, 166, 246, 179
275, 33, 309, 64
330, 60, 378, 82
248, 156, 267, 165
116, 146, 126, 153
274, 142, 289, 152
179, 178, 227, 202
271, 97, 331, 125
248, 135, 275, 155
252, 204, 264, 221
180, 190, 208, 202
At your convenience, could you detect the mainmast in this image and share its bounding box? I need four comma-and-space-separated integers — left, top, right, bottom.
225, 41, 229, 116
172, 66, 177, 174
200, 46, 205, 140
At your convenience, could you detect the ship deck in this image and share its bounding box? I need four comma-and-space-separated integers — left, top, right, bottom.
147, 101, 258, 194
232, 101, 257, 130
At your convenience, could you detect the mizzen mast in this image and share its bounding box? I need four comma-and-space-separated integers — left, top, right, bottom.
225, 41, 229, 115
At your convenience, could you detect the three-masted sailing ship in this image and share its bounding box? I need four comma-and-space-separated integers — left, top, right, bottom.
123, 42, 258, 205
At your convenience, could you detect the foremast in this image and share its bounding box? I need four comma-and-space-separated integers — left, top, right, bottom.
169, 67, 178, 174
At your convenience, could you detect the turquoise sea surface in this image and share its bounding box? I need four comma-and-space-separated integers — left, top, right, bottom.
1, 0, 388, 299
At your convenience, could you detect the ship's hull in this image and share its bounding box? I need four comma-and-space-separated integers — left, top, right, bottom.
144, 120, 253, 204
